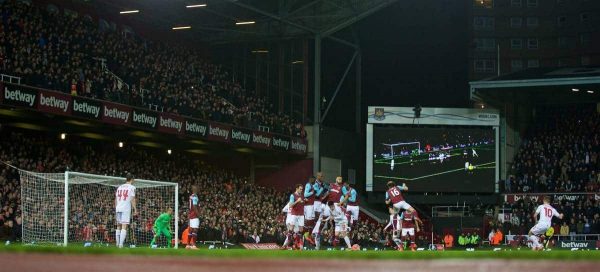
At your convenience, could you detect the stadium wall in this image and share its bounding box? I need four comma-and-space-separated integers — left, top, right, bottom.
255, 159, 313, 191
319, 126, 364, 191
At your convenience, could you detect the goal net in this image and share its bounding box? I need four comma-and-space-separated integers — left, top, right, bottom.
20, 170, 178, 248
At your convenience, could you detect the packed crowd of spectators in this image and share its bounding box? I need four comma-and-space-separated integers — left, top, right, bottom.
490, 105, 600, 238
0, 0, 304, 136
505, 105, 599, 193
0, 128, 393, 247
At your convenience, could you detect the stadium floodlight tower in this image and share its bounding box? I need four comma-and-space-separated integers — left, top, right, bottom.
20, 170, 179, 248
382, 142, 421, 170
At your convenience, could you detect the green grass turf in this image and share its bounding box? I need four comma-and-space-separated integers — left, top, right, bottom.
1, 244, 600, 261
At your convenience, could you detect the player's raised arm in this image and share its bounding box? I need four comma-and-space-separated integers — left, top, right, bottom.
304, 183, 313, 198
289, 193, 300, 207
314, 183, 323, 197
533, 206, 541, 223
553, 207, 564, 219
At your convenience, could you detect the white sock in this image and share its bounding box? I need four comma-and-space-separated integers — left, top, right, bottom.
529, 235, 539, 247
115, 230, 121, 247
394, 238, 403, 247
312, 219, 322, 235
119, 229, 127, 247
344, 236, 352, 248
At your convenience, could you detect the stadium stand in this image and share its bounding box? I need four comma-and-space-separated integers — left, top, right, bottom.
0, 0, 304, 136
507, 105, 599, 194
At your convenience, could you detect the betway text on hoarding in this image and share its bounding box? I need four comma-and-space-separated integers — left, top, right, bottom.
0, 83, 307, 155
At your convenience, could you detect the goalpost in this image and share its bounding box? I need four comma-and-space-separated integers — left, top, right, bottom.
20, 170, 179, 248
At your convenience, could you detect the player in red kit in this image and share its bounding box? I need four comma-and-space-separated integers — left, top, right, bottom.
282, 184, 305, 249
321, 176, 344, 245
186, 185, 200, 250
385, 181, 415, 213
323, 176, 344, 209
401, 210, 423, 251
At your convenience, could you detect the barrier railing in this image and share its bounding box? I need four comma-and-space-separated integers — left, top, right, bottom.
1, 74, 21, 85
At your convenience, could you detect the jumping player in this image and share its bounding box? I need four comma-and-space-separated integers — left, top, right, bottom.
151, 208, 173, 248
325, 201, 353, 249
115, 174, 137, 248
529, 196, 563, 250
401, 209, 423, 251
340, 183, 359, 229
282, 184, 305, 249
186, 185, 200, 250
385, 181, 415, 213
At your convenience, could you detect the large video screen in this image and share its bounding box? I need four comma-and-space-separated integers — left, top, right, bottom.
371, 125, 496, 192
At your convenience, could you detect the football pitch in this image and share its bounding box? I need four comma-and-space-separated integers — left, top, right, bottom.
1, 244, 599, 272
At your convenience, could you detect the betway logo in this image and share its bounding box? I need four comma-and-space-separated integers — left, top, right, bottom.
561, 241, 589, 248
232, 130, 251, 143
4, 87, 35, 106
104, 106, 129, 122
160, 116, 182, 132
40, 93, 69, 112
292, 140, 307, 152
253, 133, 271, 146
133, 111, 157, 127
186, 121, 207, 135
73, 100, 100, 117
209, 126, 229, 139
273, 137, 290, 149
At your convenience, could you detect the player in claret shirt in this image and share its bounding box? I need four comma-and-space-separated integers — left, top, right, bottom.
186, 185, 200, 250
304, 176, 316, 229
282, 184, 305, 249
340, 183, 359, 230
401, 210, 423, 251
385, 180, 415, 213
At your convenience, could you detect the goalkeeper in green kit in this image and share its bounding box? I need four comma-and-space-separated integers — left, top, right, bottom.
151, 208, 173, 248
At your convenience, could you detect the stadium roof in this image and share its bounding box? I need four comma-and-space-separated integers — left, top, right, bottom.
93, 0, 398, 45
469, 67, 600, 105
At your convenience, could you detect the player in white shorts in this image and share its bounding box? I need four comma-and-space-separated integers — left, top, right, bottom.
313, 172, 326, 219
303, 176, 316, 228
282, 184, 305, 249
281, 203, 299, 232
115, 174, 137, 248
325, 201, 353, 249
340, 183, 359, 228
384, 206, 403, 251
529, 196, 563, 250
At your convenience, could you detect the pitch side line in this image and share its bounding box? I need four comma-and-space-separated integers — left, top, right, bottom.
374, 162, 495, 181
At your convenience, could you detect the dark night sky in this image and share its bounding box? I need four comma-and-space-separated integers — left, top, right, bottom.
321, 0, 469, 131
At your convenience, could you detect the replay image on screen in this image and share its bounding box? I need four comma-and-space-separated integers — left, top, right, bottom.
372, 125, 496, 192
